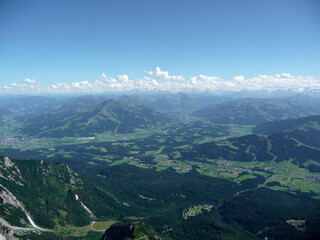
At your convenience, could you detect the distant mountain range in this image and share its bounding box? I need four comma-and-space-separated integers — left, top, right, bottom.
19, 99, 168, 137
193, 95, 320, 124
0, 96, 59, 120
118, 93, 230, 114
2, 93, 320, 138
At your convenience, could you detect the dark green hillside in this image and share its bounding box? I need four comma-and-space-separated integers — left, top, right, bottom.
95, 164, 242, 232
189, 133, 320, 165
254, 115, 320, 148
254, 115, 320, 135
185, 115, 320, 166
219, 188, 320, 240
101, 217, 257, 240
101, 222, 161, 240
98, 164, 241, 211
193, 97, 320, 124
190, 134, 274, 162
0, 156, 135, 239
0, 158, 261, 239
95, 164, 258, 240
167, 213, 257, 240
0, 156, 91, 229
19, 99, 169, 137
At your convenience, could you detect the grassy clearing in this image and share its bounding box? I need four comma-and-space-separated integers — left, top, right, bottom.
268, 185, 290, 191
139, 195, 156, 201
110, 158, 131, 166
94, 156, 112, 163
189, 158, 320, 194
236, 174, 256, 182
52, 220, 116, 238
88, 161, 99, 165
92, 220, 117, 231
129, 150, 140, 154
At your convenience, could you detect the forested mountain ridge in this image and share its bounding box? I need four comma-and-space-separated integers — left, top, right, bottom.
193, 96, 320, 124
18, 99, 169, 137
187, 116, 320, 168
0, 156, 91, 230
0, 156, 135, 239
254, 115, 320, 137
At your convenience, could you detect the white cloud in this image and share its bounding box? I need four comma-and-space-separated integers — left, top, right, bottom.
240, 74, 320, 91
147, 66, 185, 81
71, 81, 94, 90
1, 69, 320, 94
98, 73, 134, 91
50, 83, 71, 90
11, 83, 27, 87
23, 78, 36, 84
188, 75, 230, 91
144, 70, 153, 75
233, 75, 245, 81
136, 77, 160, 90
57, 83, 70, 89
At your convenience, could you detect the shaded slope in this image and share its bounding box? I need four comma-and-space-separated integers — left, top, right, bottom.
101, 222, 160, 240
254, 115, 320, 148
219, 188, 320, 240
0, 156, 90, 229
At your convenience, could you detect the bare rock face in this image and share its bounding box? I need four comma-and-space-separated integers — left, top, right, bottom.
0, 226, 14, 240
0, 221, 22, 240
0, 157, 24, 186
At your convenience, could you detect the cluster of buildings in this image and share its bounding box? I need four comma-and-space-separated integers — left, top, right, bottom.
0, 135, 38, 150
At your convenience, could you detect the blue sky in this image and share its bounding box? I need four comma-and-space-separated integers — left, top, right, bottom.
1, 0, 320, 93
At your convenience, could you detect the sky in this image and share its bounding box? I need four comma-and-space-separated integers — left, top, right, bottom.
0, 0, 320, 94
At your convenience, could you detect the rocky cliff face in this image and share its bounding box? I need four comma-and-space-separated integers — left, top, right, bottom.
0, 156, 91, 238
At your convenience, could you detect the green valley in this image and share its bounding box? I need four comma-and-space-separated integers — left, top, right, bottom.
0, 94, 320, 239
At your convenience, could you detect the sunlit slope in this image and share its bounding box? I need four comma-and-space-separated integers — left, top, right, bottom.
19, 99, 169, 137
